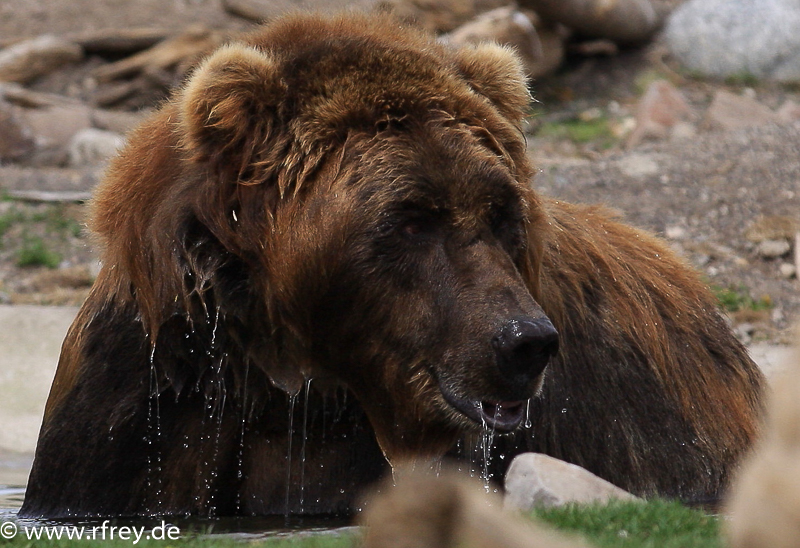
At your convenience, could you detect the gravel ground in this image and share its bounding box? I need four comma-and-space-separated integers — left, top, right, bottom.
0, 0, 798, 343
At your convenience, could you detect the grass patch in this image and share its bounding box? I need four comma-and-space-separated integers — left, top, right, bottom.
16, 236, 62, 268
713, 284, 772, 313
0, 500, 722, 547
533, 499, 721, 548
538, 117, 616, 147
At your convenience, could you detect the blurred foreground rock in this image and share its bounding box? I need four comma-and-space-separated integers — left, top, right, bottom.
725, 339, 800, 548
361, 468, 590, 548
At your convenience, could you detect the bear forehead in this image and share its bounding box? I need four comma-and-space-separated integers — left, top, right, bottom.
240, 13, 492, 131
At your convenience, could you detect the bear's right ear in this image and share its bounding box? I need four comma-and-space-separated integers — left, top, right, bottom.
454, 42, 531, 126
179, 43, 286, 179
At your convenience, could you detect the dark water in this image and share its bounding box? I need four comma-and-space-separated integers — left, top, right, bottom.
0, 485, 354, 541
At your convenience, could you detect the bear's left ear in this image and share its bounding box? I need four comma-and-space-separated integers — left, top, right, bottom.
454, 42, 531, 124
179, 43, 286, 179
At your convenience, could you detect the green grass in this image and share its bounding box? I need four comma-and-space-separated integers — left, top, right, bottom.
538, 117, 616, 147
533, 499, 721, 548
0, 500, 722, 547
16, 236, 62, 268
713, 283, 772, 313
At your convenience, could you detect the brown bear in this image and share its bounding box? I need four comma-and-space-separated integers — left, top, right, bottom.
20, 12, 763, 518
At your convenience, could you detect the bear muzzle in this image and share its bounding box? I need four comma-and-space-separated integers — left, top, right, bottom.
492, 316, 559, 387
440, 316, 559, 432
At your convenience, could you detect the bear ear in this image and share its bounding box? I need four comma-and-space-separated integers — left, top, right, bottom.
454, 42, 531, 124
179, 43, 286, 178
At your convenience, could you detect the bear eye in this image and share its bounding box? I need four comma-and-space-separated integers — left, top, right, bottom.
399, 216, 436, 240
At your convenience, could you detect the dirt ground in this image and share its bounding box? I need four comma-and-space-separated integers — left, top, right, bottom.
0, 0, 798, 343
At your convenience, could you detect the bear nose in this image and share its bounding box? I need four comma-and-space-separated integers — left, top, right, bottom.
492, 317, 559, 384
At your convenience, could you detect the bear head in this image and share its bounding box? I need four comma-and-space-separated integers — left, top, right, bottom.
94, 12, 559, 464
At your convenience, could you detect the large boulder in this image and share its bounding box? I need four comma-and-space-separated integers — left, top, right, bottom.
665, 0, 800, 82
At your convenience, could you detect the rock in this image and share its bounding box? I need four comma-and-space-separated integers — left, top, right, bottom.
16, 104, 93, 166
665, 225, 687, 240
779, 263, 796, 279
518, 0, 660, 43
776, 100, 800, 125
504, 453, 638, 511
745, 215, 800, 243
626, 79, 691, 148
756, 239, 791, 259
725, 341, 800, 548
666, 0, 800, 82
443, 7, 566, 79
223, 0, 380, 22
0, 165, 100, 194
90, 108, 146, 135
706, 90, 779, 131
91, 25, 225, 83
362, 467, 589, 548
0, 99, 34, 161
381, 0, 510, 33
617, 153, 660, 178
67, 128, 125, 167
0, 35, 83, 84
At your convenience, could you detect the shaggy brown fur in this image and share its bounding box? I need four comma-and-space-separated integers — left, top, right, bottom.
21, 12, 763, 518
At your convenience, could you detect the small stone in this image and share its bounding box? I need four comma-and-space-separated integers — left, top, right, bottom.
779, 263, 796, 279
617, 153, 660, 178
626, 80, 691, 148
665, 225, 687, 239
0, 35, 83, 84
745, 215, 800, 243
67, 128, 125, 167
776, 100, 800, 125
504, 453, 638, 511
706, 90, 778, 131
756, 239, 791, 259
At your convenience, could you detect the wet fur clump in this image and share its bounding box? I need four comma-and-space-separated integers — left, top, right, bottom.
21, 12, 763, 518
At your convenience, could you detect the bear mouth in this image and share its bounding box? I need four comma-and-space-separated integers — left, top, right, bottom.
440, 390, 527, 432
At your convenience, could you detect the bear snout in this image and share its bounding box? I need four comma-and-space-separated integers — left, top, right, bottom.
492, 316, 559, 386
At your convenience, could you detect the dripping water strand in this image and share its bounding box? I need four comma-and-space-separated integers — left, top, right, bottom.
284, 392, 298, 520
480, 407, 500, 492
299, 378, 312, 513
235, 359, 249, 514
147, 344, 164, 511
525, 398, 532, 429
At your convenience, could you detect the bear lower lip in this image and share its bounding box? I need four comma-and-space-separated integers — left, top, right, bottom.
440, 388, 526, 432
478, 400, 525, 431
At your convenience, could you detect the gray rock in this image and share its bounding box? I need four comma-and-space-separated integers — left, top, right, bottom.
67, 127, 125, 167
18, 104, 93, 166
706, 90, 779, 131
665, 0, 800, 82
504, 453, 638, 511
757, 239, 791, 259
442, 7, 565, 79
0, 99, 34, 161
0, 35, 83, 84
